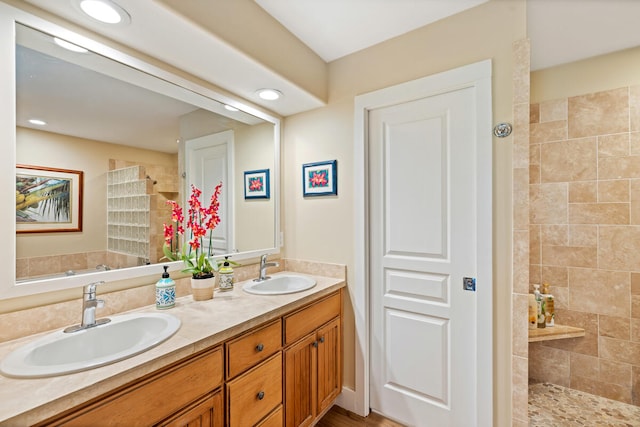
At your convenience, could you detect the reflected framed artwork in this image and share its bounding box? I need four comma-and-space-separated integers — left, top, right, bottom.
16, 164, 84, 233
244, 169, 270, 199
302, 160, 337, 197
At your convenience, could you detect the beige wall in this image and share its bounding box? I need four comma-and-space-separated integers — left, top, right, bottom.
283, 1, 526, 424
528, 49, 640, 406
234, 122, 276, 252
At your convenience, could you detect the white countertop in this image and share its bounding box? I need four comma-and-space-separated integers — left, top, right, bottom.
0, 272, 345, 426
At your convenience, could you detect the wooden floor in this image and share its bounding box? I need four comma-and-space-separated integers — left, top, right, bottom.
316, 406, 406, 427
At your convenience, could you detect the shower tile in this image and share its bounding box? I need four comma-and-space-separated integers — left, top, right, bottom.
551, 286, 569, 310
631, 85, 640, 132
632, 273, 640, 295
530, 225, 541, 265
599, 359, 633, 387
632, 319, 640, 343
530, 103, 540, 124
598, 179, 630, 203
568, 225, 597, 247
568, 203, 629, 224
568, 269, 629, 317
529, 343, 570, 386
600, 337, 640, 366
570, 375, 632, 404
599, 226, 640, 270
569, 352, 599, 379
530, 264, 542, 286
599, 315, 631, 340
539, 98, 568, 123
598, 133, 629, 158
514, 231, 530, 294
543, 138, 599, 184
568, 88, 629, 138
530, 120, 567, 144
541, 245, 596, 268
599, 155, 640, 179
541, 266, 568, 287
513, 295, 529, 357
568, 181, 597, 203
540, 224, 568, 246
631, 132, 640, 155
512, 355, 529, 420
631, 179, 640, 224
530, 183, 568, 224
633, 295, 640, 319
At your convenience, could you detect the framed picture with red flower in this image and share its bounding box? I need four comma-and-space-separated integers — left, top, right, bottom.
244, 169, 270, 199
302, 160, 337, 197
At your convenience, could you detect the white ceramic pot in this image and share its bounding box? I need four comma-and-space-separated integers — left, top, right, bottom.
190, 275, 215, 301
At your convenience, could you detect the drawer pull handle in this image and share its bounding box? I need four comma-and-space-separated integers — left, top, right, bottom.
257, 391, 265, 400
256, 343, 264, 352
319, 336, 325, 344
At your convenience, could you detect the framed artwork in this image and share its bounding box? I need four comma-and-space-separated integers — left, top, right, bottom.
244, 169, 270, 199
16, 164, 84, 233
302, 160, 337, 197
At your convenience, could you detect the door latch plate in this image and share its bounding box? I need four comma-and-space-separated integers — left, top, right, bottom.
463, 277, 476, 291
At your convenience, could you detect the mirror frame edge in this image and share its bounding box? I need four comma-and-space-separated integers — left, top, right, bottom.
0, 2, 282, 302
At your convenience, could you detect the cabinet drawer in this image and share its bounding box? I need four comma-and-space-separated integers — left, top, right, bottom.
227, 352, 283, 427
226, 319, 282, 379
45, 347, 223, 427
256, 405, 283, 427
284, 291, 341, 345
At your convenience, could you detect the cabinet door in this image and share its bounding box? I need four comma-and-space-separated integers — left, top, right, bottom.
284, 332, 316, 427
158, 391, 223, 427
316, 317, 341, 415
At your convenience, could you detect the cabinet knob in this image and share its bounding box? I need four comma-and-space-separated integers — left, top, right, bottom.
313, 341, 318, 348
319, 336, 325, 344
257, 391, 265, 400
256, 343, 264, 352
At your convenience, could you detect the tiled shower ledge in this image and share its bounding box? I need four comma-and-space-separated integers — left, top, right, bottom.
528, 324, 585, 342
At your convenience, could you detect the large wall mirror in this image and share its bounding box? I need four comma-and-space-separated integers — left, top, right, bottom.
1, 5, 280, 300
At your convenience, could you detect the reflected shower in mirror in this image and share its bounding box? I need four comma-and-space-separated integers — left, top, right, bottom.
15, 24, 276, 283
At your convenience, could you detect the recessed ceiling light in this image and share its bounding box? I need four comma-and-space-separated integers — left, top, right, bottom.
256, 89, 282, 101
75, 0, 130, 25
28, 119, 47, 126
224, 105, 239, 112
54, 37, 88, 53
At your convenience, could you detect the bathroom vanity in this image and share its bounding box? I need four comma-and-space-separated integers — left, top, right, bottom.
0, 274, 344, 426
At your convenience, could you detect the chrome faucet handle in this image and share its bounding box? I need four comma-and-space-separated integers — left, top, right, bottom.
83, 281, 105, 299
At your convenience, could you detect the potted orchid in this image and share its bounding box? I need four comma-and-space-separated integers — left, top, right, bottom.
163, 182, 222, 300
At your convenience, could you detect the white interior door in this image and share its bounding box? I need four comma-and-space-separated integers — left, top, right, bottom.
185, 130, 234, 255
367, 63, 492, 426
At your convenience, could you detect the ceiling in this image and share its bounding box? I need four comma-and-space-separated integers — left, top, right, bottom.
16, 0, 640, 122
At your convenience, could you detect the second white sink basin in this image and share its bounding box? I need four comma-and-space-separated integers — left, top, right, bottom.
0, 312, 181, 378
243, 274, 316, 295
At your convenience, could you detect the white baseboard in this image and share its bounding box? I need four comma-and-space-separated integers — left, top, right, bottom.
334, 387, 366, 416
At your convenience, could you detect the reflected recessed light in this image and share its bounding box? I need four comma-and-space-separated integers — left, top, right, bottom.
256, 89, 282, 101
224, 105, 239, 112
28, 119, 47, 126
75, 0, 130, 25
54, 37, 88, 53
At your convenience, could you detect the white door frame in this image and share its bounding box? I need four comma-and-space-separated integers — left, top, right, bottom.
351, 59, 493, 423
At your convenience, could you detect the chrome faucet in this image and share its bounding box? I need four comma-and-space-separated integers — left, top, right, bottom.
254, 254, 279, 282
64, 282, 111, 333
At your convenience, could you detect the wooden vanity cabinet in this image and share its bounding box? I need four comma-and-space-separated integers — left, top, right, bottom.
283, 291, 342, 427
38, 346, 224, 427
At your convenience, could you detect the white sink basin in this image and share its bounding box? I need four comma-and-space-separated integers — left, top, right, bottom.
243, 274, 316, 295
0, 312, 181, 378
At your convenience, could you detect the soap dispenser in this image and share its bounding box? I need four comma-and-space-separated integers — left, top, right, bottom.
541, 283, 555, 327
533, 284, 546, 328
218, 256, 234, 292
156, 265, 176, 309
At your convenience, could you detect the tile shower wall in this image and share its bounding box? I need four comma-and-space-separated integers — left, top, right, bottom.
529, 86, 640, 405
